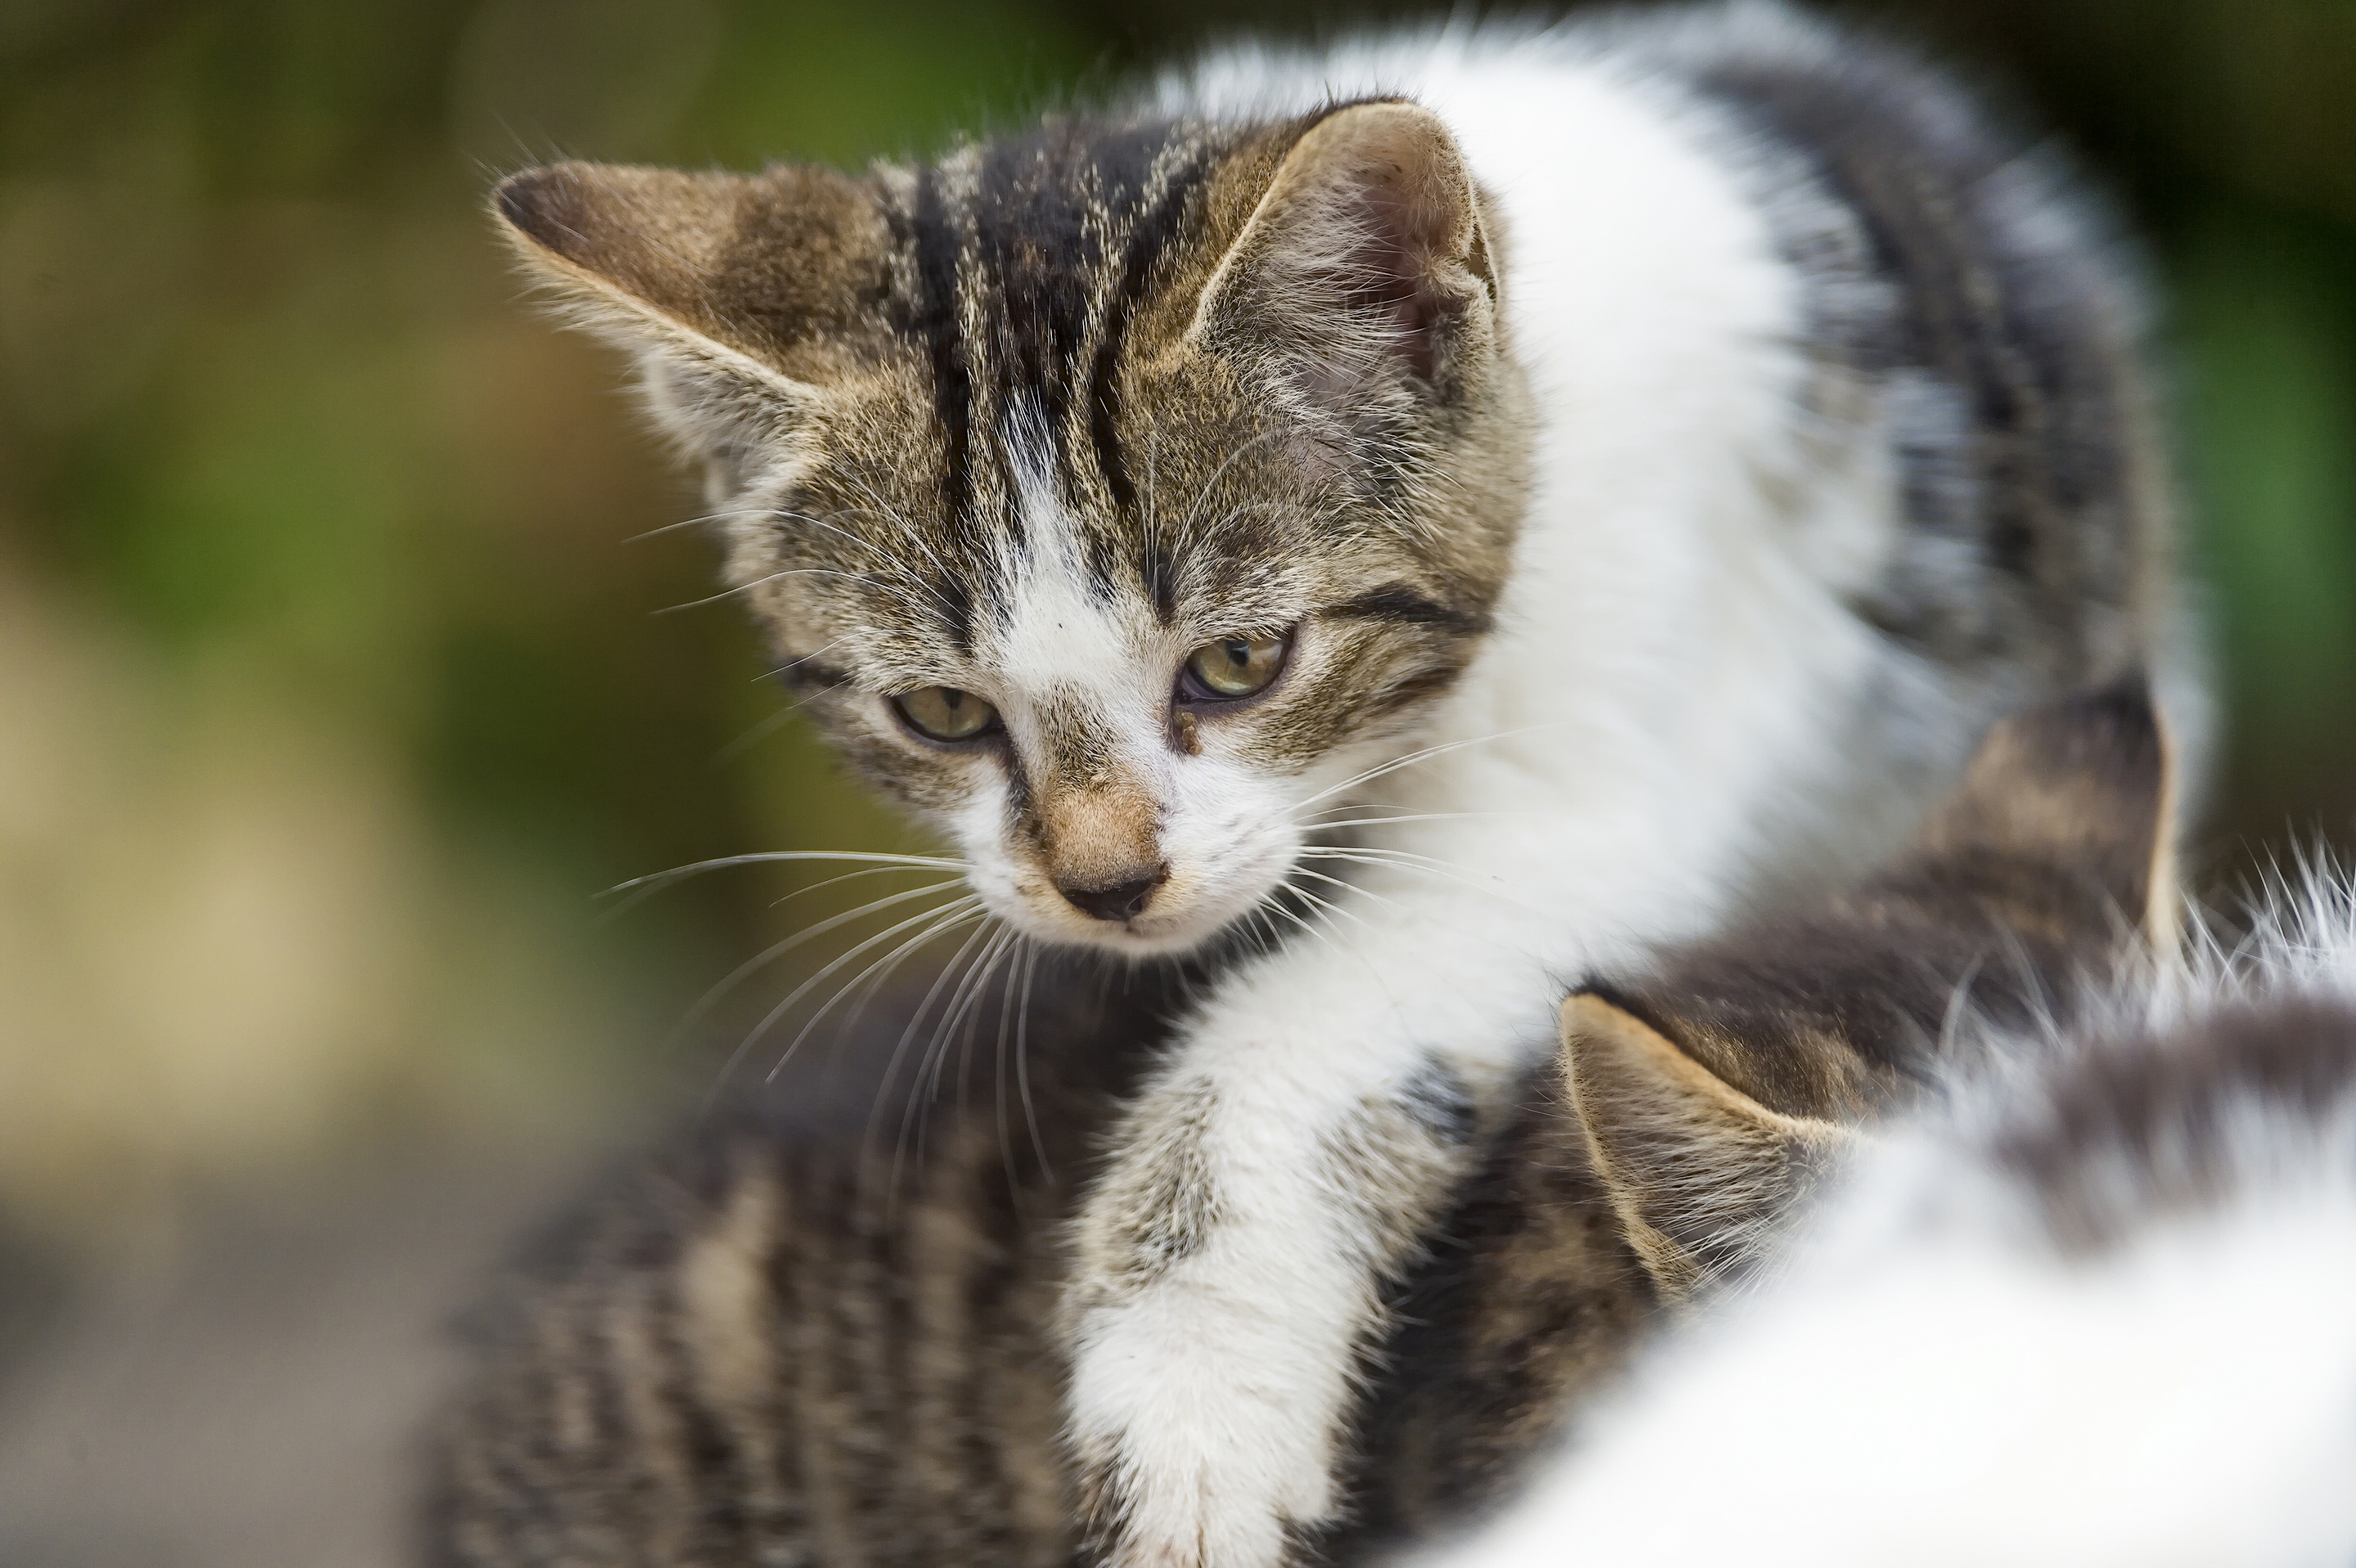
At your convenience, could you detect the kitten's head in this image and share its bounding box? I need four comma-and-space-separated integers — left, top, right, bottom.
1562, 681, 2177, 1301
493, 105, 1527, 955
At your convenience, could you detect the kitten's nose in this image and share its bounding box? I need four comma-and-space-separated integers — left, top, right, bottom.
1058, 866, 1167, 923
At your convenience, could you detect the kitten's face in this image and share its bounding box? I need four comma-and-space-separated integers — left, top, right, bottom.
500, 106, 1529, 954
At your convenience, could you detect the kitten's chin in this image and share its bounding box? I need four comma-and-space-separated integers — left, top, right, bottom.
1020, 910, 1236, 959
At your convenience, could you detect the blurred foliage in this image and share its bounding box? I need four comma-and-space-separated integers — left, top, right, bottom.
0, 0, 2349, 1241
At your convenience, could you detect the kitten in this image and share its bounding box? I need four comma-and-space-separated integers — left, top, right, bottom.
425, 684, 2174, 1566
1427, 872, 2356, 1567
485, 3, 2194, 1561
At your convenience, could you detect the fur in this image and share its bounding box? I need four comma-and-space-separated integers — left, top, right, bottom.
1423, 870, 2356, 1567
474, 5, 2194, 1563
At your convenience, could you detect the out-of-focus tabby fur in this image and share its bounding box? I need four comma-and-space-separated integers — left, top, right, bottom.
425, 683, 2174, 1565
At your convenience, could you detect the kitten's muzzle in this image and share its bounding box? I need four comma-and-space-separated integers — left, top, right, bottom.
1057, 865, 1168, 923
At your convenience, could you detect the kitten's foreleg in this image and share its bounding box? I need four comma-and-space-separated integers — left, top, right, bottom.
1061, 1029, 1479, 1568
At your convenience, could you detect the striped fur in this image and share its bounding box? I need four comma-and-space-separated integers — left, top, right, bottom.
422, 957, 1179, 1568
472, 4, 2199, 1565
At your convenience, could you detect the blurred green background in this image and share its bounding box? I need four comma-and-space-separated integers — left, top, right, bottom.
0, 0, 2351, 1334
0, 2, 2349, 1561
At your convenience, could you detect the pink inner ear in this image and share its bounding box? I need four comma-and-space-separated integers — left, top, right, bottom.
1260, 110, 1486, 402
1333, 170, 1454, 384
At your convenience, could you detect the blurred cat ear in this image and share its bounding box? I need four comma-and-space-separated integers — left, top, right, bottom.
492, 161, 885, 447
1191, 101, 1501, 420
1915, 676, 2178, 947
1561, 992, 1855, 1305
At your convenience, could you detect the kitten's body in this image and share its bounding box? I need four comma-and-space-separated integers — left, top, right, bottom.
474, 5, 2192, 1562
1435, 877, 2356, 1568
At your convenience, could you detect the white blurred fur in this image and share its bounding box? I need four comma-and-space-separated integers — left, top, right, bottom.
1422, 866, 2356, 1568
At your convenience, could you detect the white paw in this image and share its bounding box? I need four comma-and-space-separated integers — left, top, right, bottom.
1067, 1287, 1351, 1568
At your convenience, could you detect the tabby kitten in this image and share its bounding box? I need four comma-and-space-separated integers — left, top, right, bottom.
484, 3, 2192, 1561
426, 681, 2175, 1565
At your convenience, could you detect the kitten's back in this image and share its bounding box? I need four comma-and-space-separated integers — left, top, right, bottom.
422, 957, 1182, 1568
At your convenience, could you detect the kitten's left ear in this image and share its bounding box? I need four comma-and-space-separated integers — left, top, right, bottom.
1192, 101, 1502, 421
492, 161, 890, 461
1561, 993, 1856, 1305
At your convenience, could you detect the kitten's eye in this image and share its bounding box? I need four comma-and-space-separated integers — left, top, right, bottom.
1181, 631, 1290, 702
892, 685, 1000, 742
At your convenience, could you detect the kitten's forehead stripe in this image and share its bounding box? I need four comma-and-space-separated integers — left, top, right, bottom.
872, 118, 1243, 626
898, 162, 978, 649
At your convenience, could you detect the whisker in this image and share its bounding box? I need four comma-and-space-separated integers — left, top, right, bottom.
863, 915, 1000, 1199
1287, 880, 1385, 945
931, 923, 1021, 1105
677, 876, 966, 1085
712, 701, 817, 767
622, 504, 787, 543
896, 923, 1022, 1194
1286, 724, 1567, 816
1299, 811, 1532, 833
1298, 847, 1553, 919
605, 848, 965, 902
767, 901, 988, 1082
654, 565, 937, 618
1287, 865, 1405, 913
1014, 941, 1050, 1179
991, 931, 1032, 1185
757, 640, 851, 683
698, 893, 980, 1107
762, 863, 932, 910
1265, 894, 1340, 959
739, 896, 983, 1085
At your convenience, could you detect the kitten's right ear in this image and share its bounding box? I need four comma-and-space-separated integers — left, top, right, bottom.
493, 161, 887, 442
1561, 993, 1855, 1305
1190, 101, 1502, 436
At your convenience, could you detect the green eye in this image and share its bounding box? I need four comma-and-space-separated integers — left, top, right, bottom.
1182, 631, 1290, 701
892, 685, 999, 742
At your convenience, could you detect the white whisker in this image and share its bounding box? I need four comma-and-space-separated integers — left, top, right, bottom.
1286, 723, 1566, 816
605, 848, 967, 901
679, 877, 968, 1095
739, 896, 983, 1085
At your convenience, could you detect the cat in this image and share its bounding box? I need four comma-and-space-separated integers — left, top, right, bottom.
1426, 844, 2356, 1568
424, 681, 2178, 1566
481, 2, 2195, 1561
